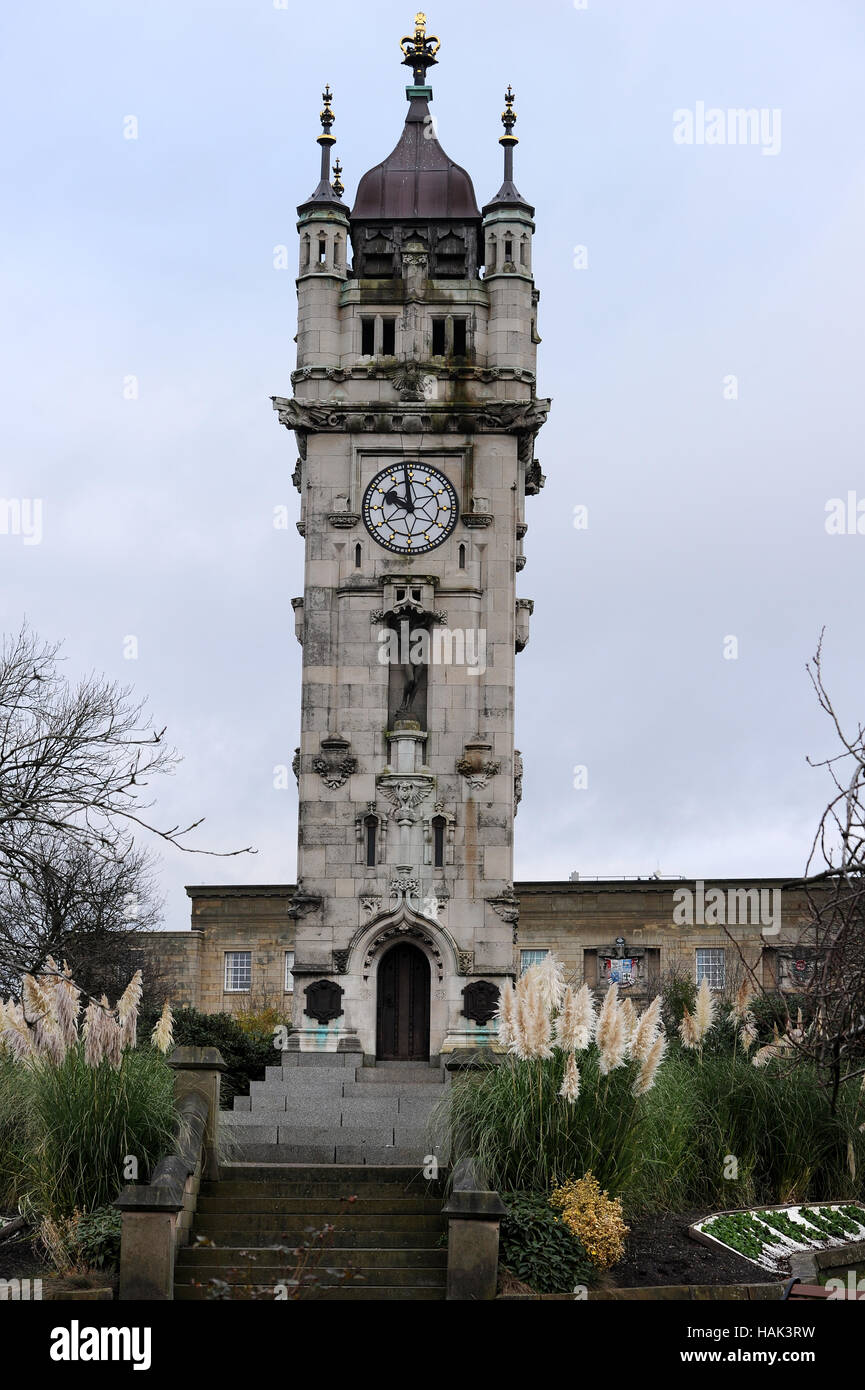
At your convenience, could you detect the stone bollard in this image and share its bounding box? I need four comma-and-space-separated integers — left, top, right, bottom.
442, 1157, 508, 1301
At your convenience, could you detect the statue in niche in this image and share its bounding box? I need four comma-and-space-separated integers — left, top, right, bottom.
387, 617, 430, 729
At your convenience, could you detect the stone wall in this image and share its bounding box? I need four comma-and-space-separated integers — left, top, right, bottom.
142, 877, 816, 1019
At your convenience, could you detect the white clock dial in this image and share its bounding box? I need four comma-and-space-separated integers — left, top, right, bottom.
362, 462, 459, 555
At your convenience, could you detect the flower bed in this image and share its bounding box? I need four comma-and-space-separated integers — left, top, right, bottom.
691, 1203, 865, 1271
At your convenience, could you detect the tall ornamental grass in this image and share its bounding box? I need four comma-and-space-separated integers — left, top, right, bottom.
439, 959, 865, 1213
0, 961, 176, 1221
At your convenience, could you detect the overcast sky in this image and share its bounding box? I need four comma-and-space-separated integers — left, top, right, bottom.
2, 0, 864, 928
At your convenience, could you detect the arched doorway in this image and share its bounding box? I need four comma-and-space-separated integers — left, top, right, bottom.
376, 942, 430, 1061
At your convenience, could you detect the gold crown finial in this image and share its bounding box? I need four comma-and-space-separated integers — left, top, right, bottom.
500, 84, 518, 146
400, 11, 440, 87
332, 158, 344, 199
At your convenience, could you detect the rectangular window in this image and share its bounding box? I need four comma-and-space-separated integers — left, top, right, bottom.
361, 317, 375, 355
431, 318, 446, 356
284, 950, 295, 993
224, 951, 251, 993
452, 318, 467, 356
520, 949, 549, 976
696, 948, 725, 990
381, 319, 396, 355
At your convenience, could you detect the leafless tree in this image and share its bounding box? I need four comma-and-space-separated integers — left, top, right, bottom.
0, 835, 166, 999
0, 623, 252, 991
724, 632, 865, 1109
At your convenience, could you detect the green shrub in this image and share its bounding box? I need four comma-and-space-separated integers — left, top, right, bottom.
67, 1205, 123, 1271
138, 1006, 275, 1107
499, 1191, 595, 1293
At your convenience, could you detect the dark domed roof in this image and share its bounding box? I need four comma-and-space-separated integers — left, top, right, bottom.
351, 95, 481, 222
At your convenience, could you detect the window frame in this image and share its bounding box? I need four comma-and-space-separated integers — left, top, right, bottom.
695, 947, 726, 990
224, 950, 252, 994
284, 950, 295, 994
519, 948, 549, 976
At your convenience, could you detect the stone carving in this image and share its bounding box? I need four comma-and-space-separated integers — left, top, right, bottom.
457, 755, 501, 790
513, 749, 523, 816
327, 512, 360, 528
461, 980, 501, 1026
487, 890, 521, 926
391, 359, 429, 402
272, 396, 551, 450
457, 950, 474, 976
525, 460, 546, 495
312, 735, 358, 789
462, 513, 493, 529
390, 873, 420, 899
291, 459, 303, 493
332, 949, 350, 974
360, 895, 383, 916
287, 889, 323, 920
292, 747, 300, 783
379, 778, 434, 820
363, 923, 444, 982
303, 979, 344, 1025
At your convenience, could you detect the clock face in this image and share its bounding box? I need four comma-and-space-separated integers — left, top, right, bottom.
362, 461, 459, 555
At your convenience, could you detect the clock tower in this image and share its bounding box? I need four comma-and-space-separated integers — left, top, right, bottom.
273, 14, 549, 1059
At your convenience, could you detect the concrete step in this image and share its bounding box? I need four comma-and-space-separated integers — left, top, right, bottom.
201, 1180, 443, 1200
224, 1143, 445, 1166
192, 1213, 445, 1239
278, 1053, 357, 1068
196, 1196, 444, 1216
355, 1064, 443, 1083
177, 1245, 447, 1269
175, 1282, 445, 1301
341, 1080, 446, 1098
187, 1225, 444, 1249
175, 1265, 446, 1289
218, 1164, 433, 1184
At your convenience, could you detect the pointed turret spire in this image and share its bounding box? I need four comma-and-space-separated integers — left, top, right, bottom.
483, 84, 534, 214
299, 84, 348, 211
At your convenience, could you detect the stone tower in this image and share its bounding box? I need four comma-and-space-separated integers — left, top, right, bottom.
273, 14, 549, 1059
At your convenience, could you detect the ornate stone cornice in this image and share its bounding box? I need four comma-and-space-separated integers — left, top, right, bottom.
272, 396, 550, 462
289, 364, 537, 388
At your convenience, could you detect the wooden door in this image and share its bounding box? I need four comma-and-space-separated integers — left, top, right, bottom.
376, 943, 430, 1061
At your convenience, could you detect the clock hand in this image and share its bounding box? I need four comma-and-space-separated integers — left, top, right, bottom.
403, 463, 415, 513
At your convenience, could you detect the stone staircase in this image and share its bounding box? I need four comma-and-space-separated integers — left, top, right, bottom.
220, 1054, 450, 1165
174, 1056, 452, 1301
175, 1164, 447, 1301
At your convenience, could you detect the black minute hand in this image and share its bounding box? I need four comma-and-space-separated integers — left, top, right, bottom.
403, 463, 414, 513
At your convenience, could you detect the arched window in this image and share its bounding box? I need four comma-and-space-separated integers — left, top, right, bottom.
458, 543, 466, 569
318, 236, 327, 265
364, 815, 378, 867
432, 815, 446, 868
302, 234, 311, 270
355, 542, 362, 569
